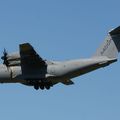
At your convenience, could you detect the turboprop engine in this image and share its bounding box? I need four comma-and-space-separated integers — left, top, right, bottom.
1, 50, 21, 67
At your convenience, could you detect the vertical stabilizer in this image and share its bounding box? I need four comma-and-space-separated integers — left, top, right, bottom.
94, 26, 120, 58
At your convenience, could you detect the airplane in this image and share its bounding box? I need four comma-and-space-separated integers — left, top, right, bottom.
0, 26, 120, 90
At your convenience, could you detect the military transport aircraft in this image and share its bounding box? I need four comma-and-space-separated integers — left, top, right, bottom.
0, 26, 120, 90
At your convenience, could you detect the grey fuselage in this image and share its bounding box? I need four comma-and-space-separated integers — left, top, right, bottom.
0, 56, 116, 85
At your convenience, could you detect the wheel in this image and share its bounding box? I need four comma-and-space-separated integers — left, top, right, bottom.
34, 84, 39, 90
45, 85, 50, 90
39, 85, 45, 90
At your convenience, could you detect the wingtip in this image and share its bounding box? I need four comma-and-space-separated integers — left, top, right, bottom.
20, 43, 31, 46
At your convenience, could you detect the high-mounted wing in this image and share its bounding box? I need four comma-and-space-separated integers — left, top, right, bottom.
20, 43, 46, 68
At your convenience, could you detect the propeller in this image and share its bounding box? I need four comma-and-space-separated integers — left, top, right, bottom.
1, 49, 9, 66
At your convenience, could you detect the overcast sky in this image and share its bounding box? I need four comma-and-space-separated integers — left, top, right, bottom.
0, 0, 120, 120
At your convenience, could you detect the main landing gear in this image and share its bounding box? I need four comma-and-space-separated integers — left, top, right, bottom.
34, 82, 52, 90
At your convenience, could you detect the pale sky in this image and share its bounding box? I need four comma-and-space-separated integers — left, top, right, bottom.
0, 0, 120, 120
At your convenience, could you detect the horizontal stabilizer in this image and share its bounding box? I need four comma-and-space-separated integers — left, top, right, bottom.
61, 79, 74, 85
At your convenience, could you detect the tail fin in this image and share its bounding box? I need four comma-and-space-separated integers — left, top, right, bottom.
94, 26, 120, 58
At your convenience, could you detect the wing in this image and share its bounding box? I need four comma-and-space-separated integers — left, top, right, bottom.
20, 43, 46, 75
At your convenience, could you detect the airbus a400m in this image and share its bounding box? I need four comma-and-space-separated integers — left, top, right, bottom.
0, 26, 120, 90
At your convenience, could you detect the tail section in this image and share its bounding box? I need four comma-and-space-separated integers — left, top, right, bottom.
94, 26, 120, 58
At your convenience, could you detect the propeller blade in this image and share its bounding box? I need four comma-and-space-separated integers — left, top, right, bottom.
1, 48, 9, 66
